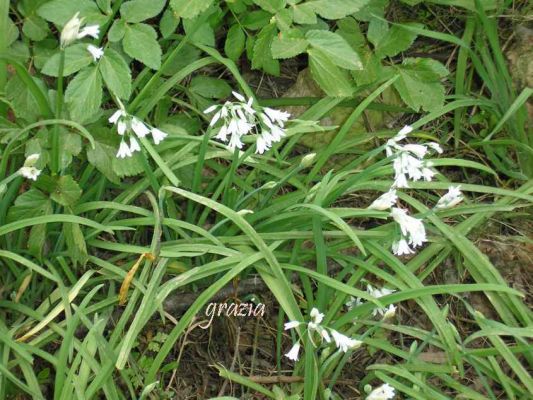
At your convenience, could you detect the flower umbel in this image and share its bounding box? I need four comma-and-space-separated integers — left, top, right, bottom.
204, 91, 290, 154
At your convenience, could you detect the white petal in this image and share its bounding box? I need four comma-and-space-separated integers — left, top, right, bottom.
284, 321, 300, 330
310, 308, 324, 324
78, 24, 100, 39
129, 137, 141, 153
232, 91, 246, 102
87, 44, 104, 61
109, 109, 124, 124
117, 120, 127, 135
131, 118, 150, 138
285, 342, 300, 361
151, 128, 168, 145
204, 104, 218, 114
116, 141, 132, 158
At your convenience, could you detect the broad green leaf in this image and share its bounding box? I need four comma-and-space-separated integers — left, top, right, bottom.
253, 0, 286, 13
252, 23, 280, 76
183, 18, 215, 46
50, 175, 82, 206
242, 10, 271, 30
64, 66, 103, 123
87, 141, 121, 183
6, 74, 48, 122
64, 222, 88, 265
123, 23, 162, 70
41, 44, 93, 77
37, 0, 102, 26
99, 48, 132, 99
353, 0, 388, 21
308, 48, 354, 97
224, 24, 245, 62
274, 8, 293, 31
28, 224, 47, 258
159, 9, 180, 38
368, 18, 422, 59
393, 57, 448, 112
271, 33, 308, 59
308, 0, 370, 19
306, 29, 362, 70
292, 3, 316, 24
7, 189, 52, 222
22, 16, 49, 41
112, 152, 145, 177
170, 0, 213, 19
120, 0, 166, 23
189, 76, 232, 99
6, 18, 19, 46
108, 19, 126, 42
96, 0, 112, 13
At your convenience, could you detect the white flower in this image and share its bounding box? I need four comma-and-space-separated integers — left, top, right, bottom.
383, 304, 397, 319
232, 91, 246, 102
436, 185, 464, 209
310, 308, 324, 324
87, 44, 104, 61
151, 128, 168, 145
60, 12, 100, 48
284, 321, 300, 330
263, 107, 290, 127
19, 166, 41, 181
23, 153, 40, 167
393, 173, 408, 188
392, 239, 414, 256
363, 285, 396, 317
368, 189, 397, 210
428, 142, 443, 154
403, 144, 428, 159
285, 342, 300, 361
390, 207, 427, 248
255, 134, 269, 154
331, 330, 362, 352
109, 109, 126, 124
116, 140, 132, 158
367, 383, 395, 400
317, 326, 331, 343
129, 137, 141, 153
131, 118, 150, 138
397, 125, 413, 138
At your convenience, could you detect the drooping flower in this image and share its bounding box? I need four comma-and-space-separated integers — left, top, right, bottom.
383, 304, 397, 319
116, 140, 132, 159
390, 207, 427, 248
129, 137, 141, 153
285, 342, 300, 361
368, 189, 397, 210
367, 383, 395, 400
435, 185, 464, 209
331, 330, 362, 352
358, 285, 397, 318
19, 154, 41, 181
151, 128, 168, 145
87, 44, 104, 61
392, 239, 414, 256
204, 91, 290, 154
60, 12, 100, 48
284, 321, 300, 330
131, 118, 150, 138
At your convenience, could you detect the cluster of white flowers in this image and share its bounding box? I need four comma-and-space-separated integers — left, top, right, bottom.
368, 126, 465, 256
109, 107, 168, 158
367, 383, 396, 400
204, 91, 290, 154
347, 284, 397, 319
19, 154, 41, 181
284, 307, 362, 361
60, 12, 100, 48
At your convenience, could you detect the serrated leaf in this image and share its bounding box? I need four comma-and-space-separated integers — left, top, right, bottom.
224, 24, 245, 62
6, 74, 48, 122
7, 189, 52, 222
87, 141, 120, 183
120, 0, 166, 23
64, 66, 102, 123
183, 18, 214, 46
41, 44, 93, 77
253, 0, 286, 13
252, 23, 280, 76
306, 30, 362, 70
242, 10, 271, 30
112, 152, 145, 177
170, 0, 213, 19
369, 18, 422, 59
393, 57, 448, 112
292, 3, 316, 24
190, 76, 232, 99
50, 175, 82, 206
308, 0, 370, 19
271, 35, 308, 59
64, 222, 88, 266
123, 23, 162, 70
99, 48, 132, 99
308, 48, 354, 97
160, 9, 180, 38
37, 0, 102, 26
108, 19, 126, 42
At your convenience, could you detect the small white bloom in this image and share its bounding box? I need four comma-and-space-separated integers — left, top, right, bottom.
284, 321, 300, 330
368, 189, 397, 210
23, 153, 40, 167
392, 239, 414, 256
19, 166, 41, 181
78, 24, 99, 40
236, 209, 254, 216
403, 144, 428, 159
436, 185, 464, 209
367, 383, 395, 400
116, 140, 132, 158
129, 137, 141, 153
232, 91, 246, 102
255, 134, 269, 154
109, 109, 125, 124
263, 107, 290, 127
87, 44, 104, 61
428, 142, 443, 154
310, 308, 324, 324
393, 173, 408, 188
390, 207, 427, 248
117, 120, 127, 135
383, 304, 397, 319
397, 125, 413, 138
60, 12, 99, 48
421, 166, 435, 181
331, 330, 362, 352
317, 326, 331, 343
285, 342, 300, 361
203, 104, 218, 114
131, 118, 150, 138
151, 128, 168, 145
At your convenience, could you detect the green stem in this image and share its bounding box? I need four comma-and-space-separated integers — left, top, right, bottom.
51, 49, 65, 174
0, 0, 9, 118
